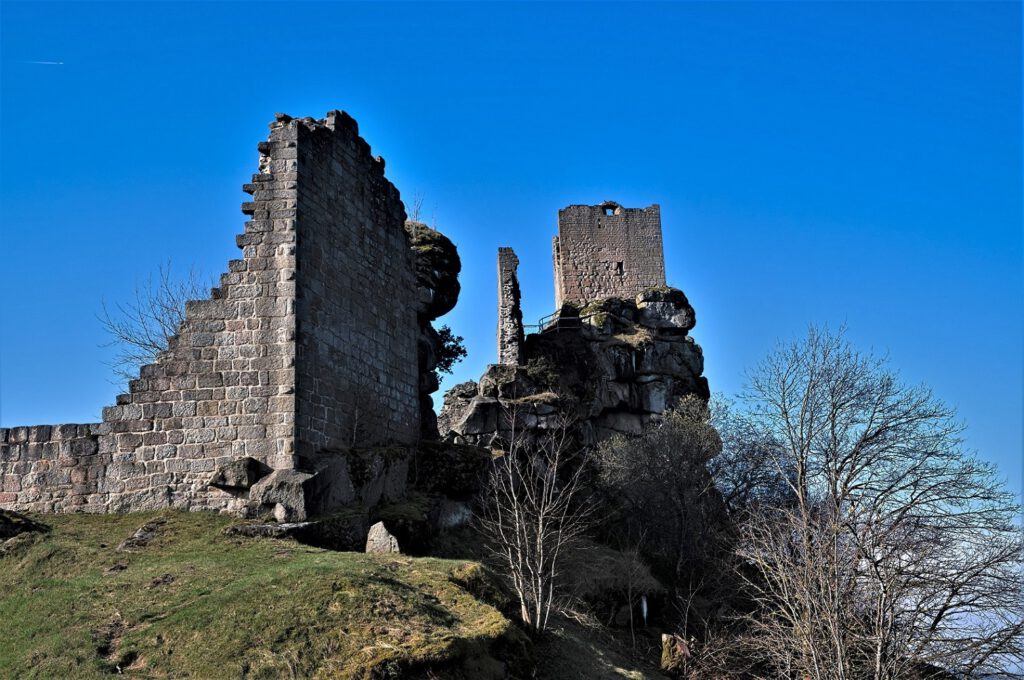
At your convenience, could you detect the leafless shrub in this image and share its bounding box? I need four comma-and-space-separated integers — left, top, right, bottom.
99, 261, 210, 382
407, 191, 425, 222
477, 409, 594, 635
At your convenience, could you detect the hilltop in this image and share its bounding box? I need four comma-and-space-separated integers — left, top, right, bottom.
0, 509, 665, 679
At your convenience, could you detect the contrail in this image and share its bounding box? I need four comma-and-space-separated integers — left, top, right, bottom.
23, 61, 63, 65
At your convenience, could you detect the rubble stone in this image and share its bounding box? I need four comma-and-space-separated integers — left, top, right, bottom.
365, 521, 401, 553
209, 457, 270, 490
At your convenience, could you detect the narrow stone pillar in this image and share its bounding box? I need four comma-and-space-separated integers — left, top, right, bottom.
497, 247, 525, 365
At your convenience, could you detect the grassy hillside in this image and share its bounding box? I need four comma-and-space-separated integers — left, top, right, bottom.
0, 511, 530, 679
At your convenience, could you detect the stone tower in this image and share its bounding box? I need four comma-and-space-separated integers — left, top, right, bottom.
552, 201, 666, 308
496, 247, 524, 365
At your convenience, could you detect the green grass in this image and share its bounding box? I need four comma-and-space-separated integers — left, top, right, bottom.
0, 511, 530, 679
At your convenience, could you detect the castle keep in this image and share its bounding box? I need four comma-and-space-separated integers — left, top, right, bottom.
442, 201, 706, 447
0, 111, 424, 518
552, 201, 666, 308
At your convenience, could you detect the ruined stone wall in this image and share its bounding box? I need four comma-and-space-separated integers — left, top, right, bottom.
85, 115, 303, 513
497, 247, 524, 365
0, 110, 424, 516
292, 111, 420, 455
0, 425, 105, 512
553, 202, 666, 308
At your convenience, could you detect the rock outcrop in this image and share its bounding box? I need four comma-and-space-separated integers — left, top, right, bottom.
439, 286, 708, 447
0, 510, 48, 557
406, 220, 462, 439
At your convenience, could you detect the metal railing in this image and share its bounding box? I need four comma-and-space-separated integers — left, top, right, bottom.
522, 309, 598, 335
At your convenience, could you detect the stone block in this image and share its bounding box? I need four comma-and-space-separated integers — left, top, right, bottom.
208, 457, 271, 491
365, 521, 401, 553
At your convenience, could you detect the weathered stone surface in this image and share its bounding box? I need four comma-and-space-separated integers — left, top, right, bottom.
117, 517, 168, 552
225, 512, 372, 553
436, 382, 477, 438
596, 411, 644, 435
478, 365, 538, 400
554, 202, 666, 308
406, 222, 463, 440
414, 441, 491, 499
297, 512, 371, 552
580, 297, 639, 334
294, 112, 422, 453
497, 247, 525, 365
454, 398, 501, 436
441, 286, 709, 448
209, 457, 270, 491
636, 287, 696, 333
406, 221, 461, 321
0, 110, 441, 517
431, 499, 473, 531
299, 452, 358, 512
365, 521, 401, 553
248, 470, 315, 522
338, 448, 409, 508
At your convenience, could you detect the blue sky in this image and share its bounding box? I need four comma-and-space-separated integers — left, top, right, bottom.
1, 2, 1021, 498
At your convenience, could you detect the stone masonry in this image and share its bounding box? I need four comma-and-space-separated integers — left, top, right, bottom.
497, 247, 525, 365
553, 201, 666, 308
445, 200, 705, 449
0, 110, 423, 517
291, 112, 420, 455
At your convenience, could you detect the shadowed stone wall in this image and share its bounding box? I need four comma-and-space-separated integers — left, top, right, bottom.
292, 111, 420, 455
0, 110, 423, 516
553, 202, 666, 308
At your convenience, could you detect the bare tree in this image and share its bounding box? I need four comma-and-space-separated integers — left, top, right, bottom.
735, 327, 1024, 679
709, 395, 793, 516
99, 262, 210, 382
407, 191, 425, 222
477, 410, 594, 635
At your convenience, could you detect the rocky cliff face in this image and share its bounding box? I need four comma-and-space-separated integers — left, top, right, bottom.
438, 286, 709, 447
405, 221, 462, 439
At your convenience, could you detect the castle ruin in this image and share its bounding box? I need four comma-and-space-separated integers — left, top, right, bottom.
439, 201, 706, 447
0, 112, 705, 526
552, 201, 666, 308
0, 111, 428, 519
496, 248, 525, 366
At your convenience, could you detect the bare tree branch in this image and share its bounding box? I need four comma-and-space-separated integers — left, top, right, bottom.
98, 261, 211, 383
733, 326, 1024, 679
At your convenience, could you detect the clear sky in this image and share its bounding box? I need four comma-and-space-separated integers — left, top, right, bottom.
1, 2, 1021, 498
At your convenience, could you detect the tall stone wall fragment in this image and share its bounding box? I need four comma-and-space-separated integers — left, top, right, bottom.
95, 112, 304, 513
292, 111, 420, 455
0, 110, 425, 517
553, 202, 666, 308
497, 247, 524, 366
